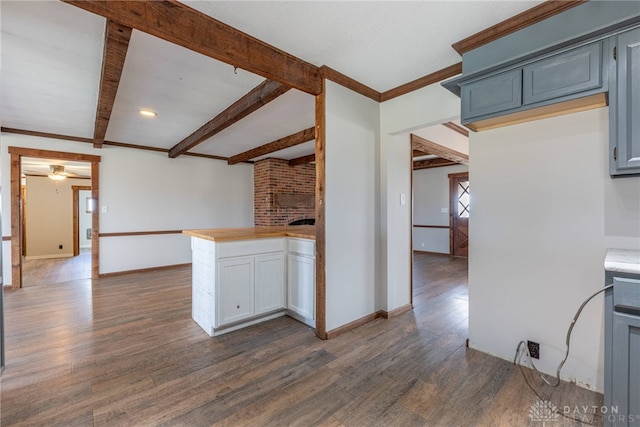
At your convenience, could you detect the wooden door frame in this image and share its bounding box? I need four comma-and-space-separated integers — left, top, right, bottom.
72, 186, 92, 256
449, 172, 469, 256
9, 147, 101, 289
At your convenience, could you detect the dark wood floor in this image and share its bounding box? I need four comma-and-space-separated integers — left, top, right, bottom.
1, 253, 602, 426
21, 248, 91, 287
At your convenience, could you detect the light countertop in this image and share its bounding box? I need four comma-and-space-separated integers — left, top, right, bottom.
183, 226, 315, 242
605, 248, 640, 275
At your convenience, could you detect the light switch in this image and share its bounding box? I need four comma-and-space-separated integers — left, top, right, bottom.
101, 206, 108, 214
400, 194, 406, 205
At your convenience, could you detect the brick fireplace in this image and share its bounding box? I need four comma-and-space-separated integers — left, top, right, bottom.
254, 158, 316, 226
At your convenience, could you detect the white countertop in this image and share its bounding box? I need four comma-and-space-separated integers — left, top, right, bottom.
605, 248, 640, 275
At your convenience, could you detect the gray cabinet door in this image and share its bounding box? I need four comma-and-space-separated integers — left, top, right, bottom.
611, 27, 640, 176
523, 42, 603, 105
461, 69, 522, 121
612, 311, 640, 426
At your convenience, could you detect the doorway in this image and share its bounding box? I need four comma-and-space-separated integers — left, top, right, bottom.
449, 172, 469, 257
9, 147, 101, 289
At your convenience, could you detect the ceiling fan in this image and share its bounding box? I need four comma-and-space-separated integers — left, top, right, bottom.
48, 165, 70, 181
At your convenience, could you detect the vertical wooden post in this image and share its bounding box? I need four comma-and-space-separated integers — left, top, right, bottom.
91, 162, 100, 280
314, 79, 327, 340
10, 153, 22, 289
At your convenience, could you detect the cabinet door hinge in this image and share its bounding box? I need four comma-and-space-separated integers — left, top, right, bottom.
613, 46, 617, 60
613, 146, 617, 161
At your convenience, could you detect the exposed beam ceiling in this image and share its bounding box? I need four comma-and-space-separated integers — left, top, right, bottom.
412, 150, 429, 158
411, 134, 469, 166
168, 79, 291, 158
62, 0, 322, 95
228, 128, 315, 165
413, 158, 458, 170
93, 20, 132, 149
289, 154, 315, 166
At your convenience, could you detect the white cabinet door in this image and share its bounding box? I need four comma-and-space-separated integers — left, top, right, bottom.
287, 254, 315, 320
255, 253, 286, 315
217, 257, 254, 326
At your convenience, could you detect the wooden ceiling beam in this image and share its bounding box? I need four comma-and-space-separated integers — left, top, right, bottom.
62, 0, 322, 95
411, 134, 469, 165
442, 121, 470, 138
380, 63, 461, 102
452, 0, 587, 55
168, 79, 291, 158
288, 154, 315, 166
228, 128, 315, 165
412, 149, 430, 158
413, 157, 458, 170
93, 20, 132, 149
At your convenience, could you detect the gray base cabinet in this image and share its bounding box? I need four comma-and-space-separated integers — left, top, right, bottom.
610, 27, 640, 177
605, 276, 640, 427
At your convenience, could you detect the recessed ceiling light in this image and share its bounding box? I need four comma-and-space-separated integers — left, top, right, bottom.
139, 109, 157, 117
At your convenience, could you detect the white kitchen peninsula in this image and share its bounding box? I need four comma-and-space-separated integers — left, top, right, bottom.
183, 226, 315, 336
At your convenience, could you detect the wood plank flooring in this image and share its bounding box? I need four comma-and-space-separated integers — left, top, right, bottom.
1, 253, 603, 426
21, 248, 92, 287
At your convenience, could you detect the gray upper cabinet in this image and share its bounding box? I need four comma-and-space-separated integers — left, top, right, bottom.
461, 69, 522, 122
458, 40, 607, 130
610, 27, 640, 177
523, 42, 603, 105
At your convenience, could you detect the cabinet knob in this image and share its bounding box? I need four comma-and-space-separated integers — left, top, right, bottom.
237, 304, 240, 309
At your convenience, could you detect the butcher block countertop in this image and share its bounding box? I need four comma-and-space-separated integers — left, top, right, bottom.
183, 226, 315, 242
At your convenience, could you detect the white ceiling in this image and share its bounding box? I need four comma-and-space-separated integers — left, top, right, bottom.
1, 0, 543, 164
21, 157, 91, 179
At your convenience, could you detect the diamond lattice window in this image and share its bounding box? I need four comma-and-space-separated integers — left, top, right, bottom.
458, 181, 469, 218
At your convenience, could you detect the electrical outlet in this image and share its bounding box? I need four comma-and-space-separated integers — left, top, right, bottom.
527, 340, 540, 359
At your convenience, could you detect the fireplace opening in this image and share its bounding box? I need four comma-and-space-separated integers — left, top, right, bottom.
288, 218, 315, 226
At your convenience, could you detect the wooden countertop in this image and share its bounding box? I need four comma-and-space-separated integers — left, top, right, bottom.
183, 226, 315, 242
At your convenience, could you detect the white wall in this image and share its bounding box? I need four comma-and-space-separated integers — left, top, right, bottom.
324, 80, 380, 331
413, 164, 468, 253
380, 83, 462, 311
468, 107, 640, 391
1, 133, 254, 282
25, 176, 89, 259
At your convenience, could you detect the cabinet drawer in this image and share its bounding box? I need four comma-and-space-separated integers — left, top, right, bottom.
217, 238, 285, 258
288, 238, 315, 257
614, 277, 640, 315
523, 42, 603, 105
461, 69, 522, 121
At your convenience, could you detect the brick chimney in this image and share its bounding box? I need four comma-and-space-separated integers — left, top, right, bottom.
254, 158, 315, 226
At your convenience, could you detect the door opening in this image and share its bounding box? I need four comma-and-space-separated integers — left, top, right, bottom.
9, 147, 101, 288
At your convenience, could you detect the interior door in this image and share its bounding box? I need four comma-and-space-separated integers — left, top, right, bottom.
449, 172, 469, 257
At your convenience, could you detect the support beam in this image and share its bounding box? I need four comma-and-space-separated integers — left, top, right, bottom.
411, 134, 469, 165
288, 154, 315, 166
93, 20, 132, 148
63, 0, 322, 95
228, 128, 315, 165
442, 122, 470, 138
380, 63, 461, 102
452, 0, 587, 55
413, 158, 458, 170
168, 79, 290, 158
